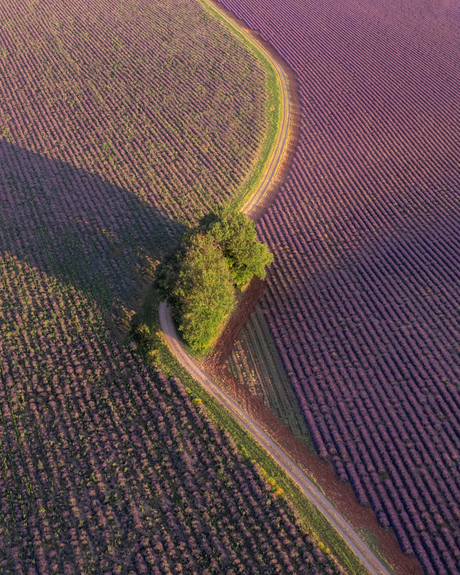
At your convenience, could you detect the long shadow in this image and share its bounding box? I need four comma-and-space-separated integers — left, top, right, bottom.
0, 139, 185, 310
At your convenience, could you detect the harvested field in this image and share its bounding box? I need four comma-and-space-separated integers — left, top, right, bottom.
224, 305, 314, 449
216, 0, 460, 572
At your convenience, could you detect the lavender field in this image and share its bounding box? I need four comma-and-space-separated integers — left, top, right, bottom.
0, 255, 343, 574
0, 0, 346, 572
0, 0, 270, 322
218, 0, 460, 572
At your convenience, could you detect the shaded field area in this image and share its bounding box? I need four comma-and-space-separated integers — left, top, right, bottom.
0, 0, 272, 329
0, 141, 178, 315
217, 0, 460, 573
0, 256, 343, 574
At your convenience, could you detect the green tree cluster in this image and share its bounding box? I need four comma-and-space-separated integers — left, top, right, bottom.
201, 210, 273, 289
155, 209, 273, 353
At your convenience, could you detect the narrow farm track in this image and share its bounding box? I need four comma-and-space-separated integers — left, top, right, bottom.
160, 302, 391, 575
199, 0, 291, 219
159, 4, 391, 574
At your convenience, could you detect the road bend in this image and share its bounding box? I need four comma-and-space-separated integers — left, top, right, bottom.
201, 0, 291, 219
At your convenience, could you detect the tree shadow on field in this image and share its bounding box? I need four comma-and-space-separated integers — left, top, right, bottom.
0, 139, 185, 315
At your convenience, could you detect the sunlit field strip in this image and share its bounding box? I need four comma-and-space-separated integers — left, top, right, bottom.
0, 0, 268, 226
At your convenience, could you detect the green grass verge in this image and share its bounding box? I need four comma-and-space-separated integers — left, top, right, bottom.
130, 285, 374, 575
197, 0, 282, 213
358, 529, 395, 575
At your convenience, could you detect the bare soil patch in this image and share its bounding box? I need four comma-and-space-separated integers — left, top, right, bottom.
204, 276, 266, 369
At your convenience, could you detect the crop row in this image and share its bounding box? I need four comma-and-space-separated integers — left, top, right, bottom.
0, 0, 346, 571
0, 0, 270, 336
227, 308, 312, 442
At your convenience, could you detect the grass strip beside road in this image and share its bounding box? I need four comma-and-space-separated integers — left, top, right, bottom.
159, 301, 396, 575
198, 0, 282, 214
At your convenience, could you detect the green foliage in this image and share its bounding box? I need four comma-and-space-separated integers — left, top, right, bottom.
130, 323, 151, 351
134, 285, 368, 575
159, 234, 234, 353
154, 244, 185, 306
199, 209, 273, 289
155, 210, 272, 353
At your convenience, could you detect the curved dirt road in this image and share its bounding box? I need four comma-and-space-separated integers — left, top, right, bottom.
159, 4, 392, 575
200, 0, 291, 219
159, 303, 391, 575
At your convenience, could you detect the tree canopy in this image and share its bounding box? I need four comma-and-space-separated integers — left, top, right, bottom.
199, 210, 273, 289
155, 209, 273, 353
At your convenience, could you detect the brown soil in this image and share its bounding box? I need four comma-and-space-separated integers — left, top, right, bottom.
204, 276, 266, 370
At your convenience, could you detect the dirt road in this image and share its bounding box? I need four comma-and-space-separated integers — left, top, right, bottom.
200, 0, 291, 219
159, 302, 391, 575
